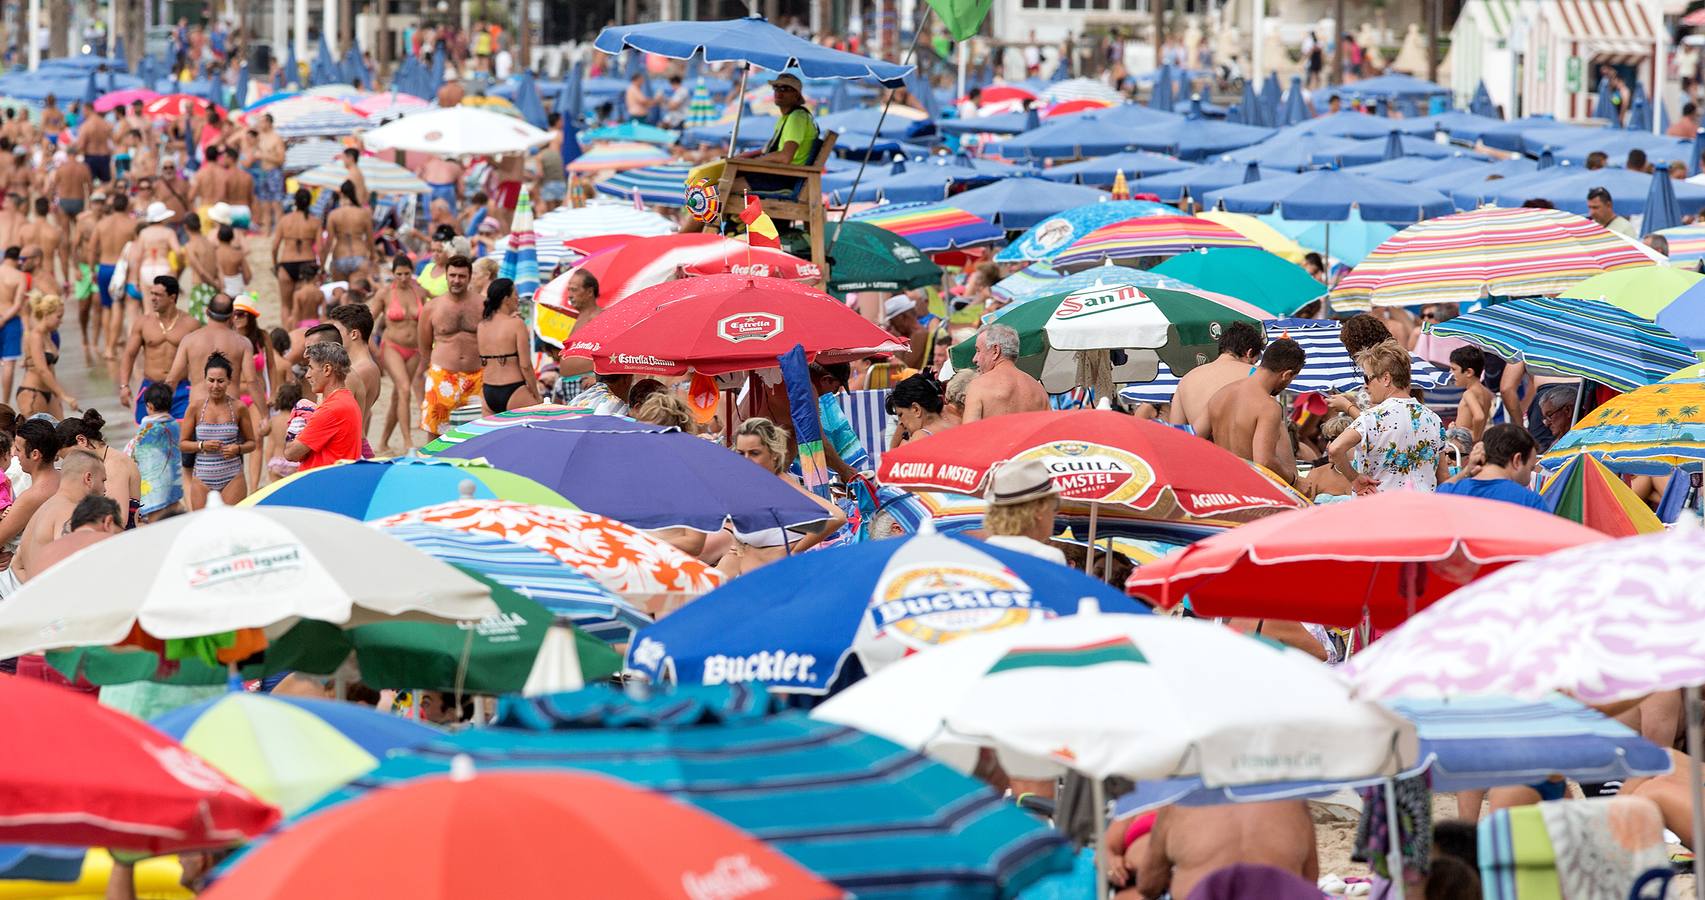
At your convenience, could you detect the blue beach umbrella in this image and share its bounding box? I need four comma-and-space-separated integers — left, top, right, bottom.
1594, 72, 1618, 122
1235, 79, 1259, 125
243, 456, 575, 520
1348, 153, 1502, 183
1150, 64, 1174, 111
1626, 81, 1650, 131
626, 531, 1145, 695
1314, 132, 1484, 167
1286, 109, 1429, 139
1126, 115, 1274, 160
1486, 166, 1705, 217
500, 186, 541, 302
112, 35, 127, 71
510, 69, 549, 129
233, 62, 249, 109
1220, 133, 1364, 171
1431, 296, 1698, 392
1039, 150, 1194, 186
562, 58, 586, 124
592, 162, 691, 206
831, 157, 1010, 204
595, 17, 912, 85
1643, 168, 1682, 237
1134, 160, 1278, 206
1202, 169, 1453, 224
281, 41, 300, 89
1470, 80, 1498, 118
312, 34, 338, 86
1282, 76, 1308, 125
935, 107, 1045, 136
1269, 210, 1397, 265
944, 176, 1109, 230
996, 199, 1185, 263
1260, 71, 1283, 127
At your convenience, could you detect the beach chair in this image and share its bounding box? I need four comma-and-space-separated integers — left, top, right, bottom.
1477, 796, 1669, 900
715, 131, 838, 277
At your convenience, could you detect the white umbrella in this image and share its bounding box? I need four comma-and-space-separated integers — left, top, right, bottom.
0, 500, 500, 659
532, 201, 677, 240
361, 106, 553, 156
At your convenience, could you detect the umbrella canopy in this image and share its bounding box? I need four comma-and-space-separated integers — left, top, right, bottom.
499, 187, 541, 302
595, 17, 912, 86
1125, 492, 1609, 628
815, 611, 1418, 784
1563, 266, 1705, 350
379, 523, 651, 642
990, 263, 1196, 306
202, 768, 837, 900
846, 201, 1005, 252
1485, 166, 1705, 217
1043, 77, 1122, 104
944, 176, 1110, 230
591, 162, 691, 207
351, 90, 428, 115
1543, 376, 1705, 474
0, 677, 279, 853
625, 530, 1143, 694
1330, 207, 1662, 309
1150, 248, 1326, 315
150, 694, 438, 815
372, 500, 724, 612
1202, 169, 1454, 224
567, 140, 673, 173
243, 457, 573, 520
996, 200, 1184, 264
362, 105, 553, 156
1313, 132, 1484, 167
1038, 150, 1195, 186
1194, 210, 1310, 262
879, 411, 1307, 522
93, 87, 159, 112
1131, 160, 1280, 206
142, 92, 220, 118
561, 274, 905, 376
282, 137, 344, 170
1337, 72, 1451, 102
821, 220, 941, 293
1119, 317, 1453, 406
295, 156, 428, 194
1051, 215, 1260, 272
833, 158, 1014, 205
1286, 110, 1431, 139
258, 95, 368, 138
1428, 296, 1696, 392
436, 421, 835, 533
575, 233, 821, 304
249, 684, 1074, 897
534, 202, 676, 239
0, 502, 500, 659
1219, 133, 1368, 171
1537, 453, 1666, 537
1347, 153, 1519, 185
1657, 224, 1705, 263
1272, 210, 1398, 266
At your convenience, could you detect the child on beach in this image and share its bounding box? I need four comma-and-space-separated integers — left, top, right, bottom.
1447, 345, 1493, 442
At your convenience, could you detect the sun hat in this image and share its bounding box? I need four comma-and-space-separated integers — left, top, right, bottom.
144, 201, 173, 223
985, 459, 1060, 507
882, 295, 915, 322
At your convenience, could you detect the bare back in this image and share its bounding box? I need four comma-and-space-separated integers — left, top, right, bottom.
12, 492, 76, 581
1141, 802, 1318, 900
1201, 377, 1296, 483
1172, 355, 1252, 431
276, 211, 317, 263
963, 364, 1048, 423
94, 212, 132, 264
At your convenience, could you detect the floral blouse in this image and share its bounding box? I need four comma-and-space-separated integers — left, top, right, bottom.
1352, 397, 1445, 492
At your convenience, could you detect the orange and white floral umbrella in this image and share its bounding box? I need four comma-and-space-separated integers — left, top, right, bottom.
373, 500, 721, 614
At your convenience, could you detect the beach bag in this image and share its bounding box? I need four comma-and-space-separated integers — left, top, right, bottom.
108, 244, 131, 298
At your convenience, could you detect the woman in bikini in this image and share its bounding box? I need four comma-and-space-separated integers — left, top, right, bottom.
374, 254, 428, 453
178, 351, 255, 509
15, 293, 76, 418
476, 278, 539, 413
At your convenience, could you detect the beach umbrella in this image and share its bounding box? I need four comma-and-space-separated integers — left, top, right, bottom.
566, 140, 671, 173
935, 106, 1045, 136
879, 411, 1306, 524
282, 137, 343, 170
831, 158, 1010, 205
560, 274, 905, 376
1117, 114, 1274, 161
820, 219, 940, 293
534, 201, 675, 239
1316, 132, 1483, 167
0, 678, 278, 853
363, 105, 552, 155
379, 523, 651, 642
1274, 210, 1397, 266
1537, 453, 1666, 537
243, 457, 572, 520
1282, 76, 1308, 125
1038, 150, 1194, 186
0, 501, 500, 661
1346, 153, 1498, 184
1221, 133, 1367, 171
1042, 76, 1120, 105
1428, 296, 1696, 392
626, 530, 1142, 694
497, 187, 541, 304
1561, 266, 1705, 349
1534, 129, 1694, 168
436, 422, 836, 533
1330, 207, 1662, 309
1487, 166, 1705, 217
142, 92, 219, 118
1336, 72, 1450, 104
150, 694, 438, 816
1050, 215, 1260, 272
1150, 247, 1325, 316
1202, 169, 1452, 224
1470, 80, 1497, 118
1118, 317, 1453, 406
990, 263, 1194, 305
201, 767, 837, 900
943, 176, 1109, 230
1149, 65, 1174, 111
339, 45, 369, 89
1234, 78, 1258, 124
92, 87, 158, 112
682, 79, 716, 126
1644, 169, 1683, 237
996, 199, 1184, 264
1126, 492, 1608, 628
985, 105, 1184, 159
573, 233, 820, 304
372, 500, 724, 612
1627, 81, 1651, 131
1285, 110, 1428, 139
580, 119, 678, 145
419, 406, 607, 454
233, 61, 249, 109
510, 69, 549, 129
847, 201, 1005, 252
259, 95, 369, 138
1543, 376, 1705, 474
240, 685, 1073, 897
1133, 160, 1279, 206
296, 156, 429, 194
1656, 225, 1705, 262
1194, 210, 1310, 262
112, 35, 127, 71
281, 42, 300, 88
429, 44, 445, 94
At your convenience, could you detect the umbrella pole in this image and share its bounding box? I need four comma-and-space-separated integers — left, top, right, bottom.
1102, 537, 1114, 581
1687, 686, 1705, 900
1091, 775, 1109, 897
1084, 503, 1100, 575
1384, 778, 1408, 899
727, 63, 750, 159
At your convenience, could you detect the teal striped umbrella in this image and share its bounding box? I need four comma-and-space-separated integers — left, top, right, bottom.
684, 81, 718, 126
1430, 296, 1697, 392
499, 187, 540, 302
581, 120, 678, 145
296, 157, 428, 194
240, 684, 1074, 898
592, 162, 691, 207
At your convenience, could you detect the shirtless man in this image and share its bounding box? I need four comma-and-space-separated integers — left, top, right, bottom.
18, 198, 68, 296
962, 324, 1048, 424
182, 213, 220, 312
71, 191, 106, 348
0, 248, 26, 402
189, 145, 228, 235
94, 193, 136, 359
416, 256, 483, 438
1169, 321, 1266, 433
168, 292, 251, 410
327, 303, 380, 453
273, 188, 320, 317
214, 225, 250, 298
1196, 337, 1306, 486
340, 148, 369, 207
51, 152, 92, 234
39, 95, 65, 139
324, 182, 374, 282
0, 192, 21, 253
117, 275, 198, 425
10, 450, 105, 584
253, 114, 286, 232
23, 495, 122, 583
219, 146, 254, 223
420, 155, 462, 215
75, 109, 114, 183
491, 152, 526, 229
1135, 801, 1318, 900
131, 202, 183, 315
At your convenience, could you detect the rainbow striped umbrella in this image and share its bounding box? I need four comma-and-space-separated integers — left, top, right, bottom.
1195, 210, 1309, 263
259, 95, 368, 138
1544, 376, 1705, 474
296, 157, 428, 194
848, 201, 1004, 252
242, 456, 574, 520
1538, 453, 1665, 537
1330, 207, 1663, 309
499, 187, 540, 302
1655, 225, 1705, 262
421, 406, 607, 454
1050, 216, 1259, 273
567, 141, 673, 173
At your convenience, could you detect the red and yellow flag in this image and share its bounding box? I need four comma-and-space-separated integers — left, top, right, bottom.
740, 195, 780, 249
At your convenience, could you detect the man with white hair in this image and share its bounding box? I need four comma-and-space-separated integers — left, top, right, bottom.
963, 324, 1047, 423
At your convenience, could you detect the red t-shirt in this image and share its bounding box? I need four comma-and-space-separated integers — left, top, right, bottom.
296, 388, 362, 471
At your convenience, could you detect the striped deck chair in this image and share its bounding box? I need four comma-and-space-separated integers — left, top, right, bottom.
840, 389, 892, 468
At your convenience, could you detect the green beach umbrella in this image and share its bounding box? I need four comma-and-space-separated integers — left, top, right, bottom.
798, 221, 942, 293
1151, 247, 1328, 316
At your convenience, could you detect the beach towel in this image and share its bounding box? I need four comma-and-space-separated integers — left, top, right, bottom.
1538, 796, 1667, 900
1185, 863, 1324, 900
126, 412, 183, 518
1478, 804, 1561, 900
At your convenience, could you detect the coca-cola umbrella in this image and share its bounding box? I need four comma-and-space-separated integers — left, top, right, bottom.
561, 274, 908, 376
577, 233, 824, 306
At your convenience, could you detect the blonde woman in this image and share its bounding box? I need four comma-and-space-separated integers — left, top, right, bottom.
15, 294, 76, 418
632, 392, 695, 430
719, 416, 846, 576
979, 458, 1066, 564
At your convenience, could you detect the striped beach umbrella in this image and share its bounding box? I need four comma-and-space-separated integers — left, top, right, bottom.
1544, 377, 1705, 474
283, 137, 344, 170
581, 120, 679, 145
460, 94, 523, 118
995, 199, 1184, 265
1051, 215, 1259, 272
242, 456, 573, 520
1330, 207, 1662, 309
591, 162, 691, 207
534, 202, 676, 240
1655, 224, 1705, 262
1429, 296, 1697, 392
847, 201, 1004, 252
296, 157, 428, 194
262, 95, 368, 138
1560, 266, 1705, 350
499, 187, 541, 302
1537, 453, 1665, 537
1040, 76, 1122, 104
566, 141, 673, 173
683, 81, 718, 126
421, 407, 609, 454
1195, 210, 1309, 263
992, 263, 1195, 305
302, 83, 361, 99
